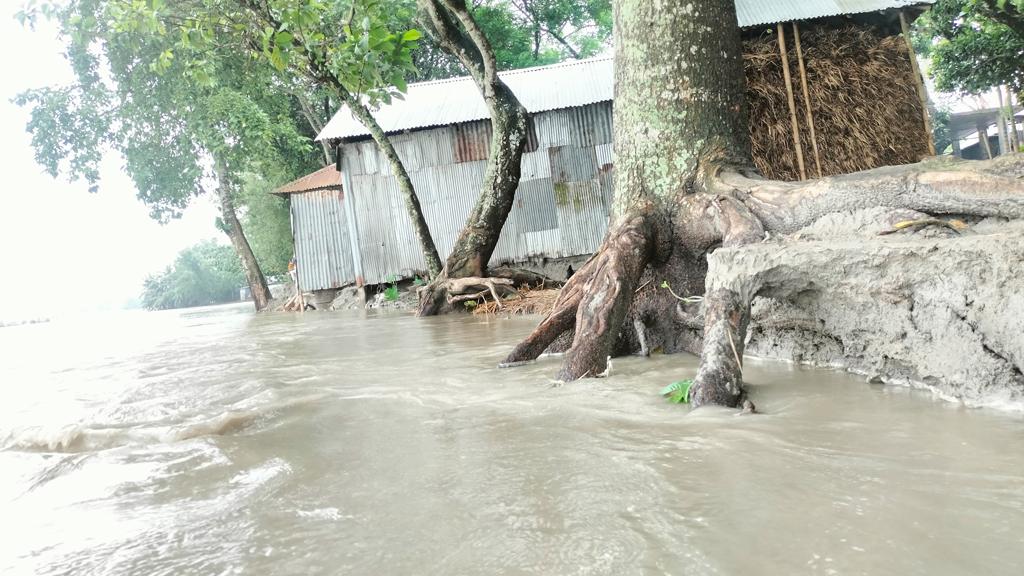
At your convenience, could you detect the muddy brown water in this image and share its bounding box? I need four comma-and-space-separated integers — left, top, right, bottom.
1, 304, 1023, 575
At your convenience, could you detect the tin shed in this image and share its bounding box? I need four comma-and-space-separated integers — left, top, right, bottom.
292, 0, 931, 289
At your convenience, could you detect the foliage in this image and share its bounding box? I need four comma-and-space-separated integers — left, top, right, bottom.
141, 241, 245, 310
470, 0, 611, 68
383, 274, 400, 301
930, 106, 954, 154
914, 0, 1024, 97
15, 0, 318, 222
660, 380, 694, 404
237, 170, 297, 277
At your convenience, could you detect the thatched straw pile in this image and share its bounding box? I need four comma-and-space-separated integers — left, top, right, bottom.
473, 287, 560, 317
744, 25, 929, 181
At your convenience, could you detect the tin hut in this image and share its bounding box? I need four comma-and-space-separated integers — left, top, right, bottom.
272, 165, 361, 293
288, 0, 933, 291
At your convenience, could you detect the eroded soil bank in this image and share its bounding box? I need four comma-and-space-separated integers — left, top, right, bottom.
714, 209, 1024, 409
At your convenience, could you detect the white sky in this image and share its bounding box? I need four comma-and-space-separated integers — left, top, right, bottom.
0, 5, 222, 320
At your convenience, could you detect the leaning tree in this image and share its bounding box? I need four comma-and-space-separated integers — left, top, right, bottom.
414, 0, 533, 315
502, 0, 1024, 408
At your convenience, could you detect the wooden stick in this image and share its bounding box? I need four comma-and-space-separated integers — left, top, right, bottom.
997, 86, 1010, 155
900, 11, 937, 156
978, 121, 994, 160
792, 22, 822, 178
1005, 85, 1020, 152
777, 23, 807, 181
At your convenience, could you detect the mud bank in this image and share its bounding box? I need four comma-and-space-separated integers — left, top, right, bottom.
711, 208, 1024, 409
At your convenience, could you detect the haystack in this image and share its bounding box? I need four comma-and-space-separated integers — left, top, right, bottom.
745, 25, 929, 182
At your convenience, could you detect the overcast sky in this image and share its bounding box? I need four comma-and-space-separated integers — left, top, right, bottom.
0, 6, 222, 320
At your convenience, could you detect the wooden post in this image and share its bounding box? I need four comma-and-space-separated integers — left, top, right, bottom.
1005, 85, 1020, 152
978, 122, 993, 160
777, 23, 807, 181
792, 22, 822, 178
996, 87, 1009, 155
900, 11, 937, 156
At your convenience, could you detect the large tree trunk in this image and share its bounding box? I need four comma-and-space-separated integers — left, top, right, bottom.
416, 0, 530, 316
504, 0, 1024, 409
214, 161, 272, 312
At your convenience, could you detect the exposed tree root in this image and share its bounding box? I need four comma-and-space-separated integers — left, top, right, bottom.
506, 154, 1024, 409
419, 270, 558, 316
499, 251, 597, 366
555, 216, 653, 382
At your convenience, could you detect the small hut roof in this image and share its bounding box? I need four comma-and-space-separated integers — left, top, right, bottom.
317, 0, 930, 142
273, 165, 342, 196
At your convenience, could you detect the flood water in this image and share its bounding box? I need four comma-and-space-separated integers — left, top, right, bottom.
1, 305, 1023, 575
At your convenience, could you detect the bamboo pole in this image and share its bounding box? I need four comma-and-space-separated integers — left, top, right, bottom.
777, 23, 807, 181
996, 87, 1009, 155
792, 22, 822, 178
1005, 85, 1020, 152
978, 121, 993, 160
899, 11, 937, 156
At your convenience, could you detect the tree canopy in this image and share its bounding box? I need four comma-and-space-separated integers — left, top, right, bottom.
914, 0, 1024, 96
141, 240, 245, 310
16, 0, 316, 221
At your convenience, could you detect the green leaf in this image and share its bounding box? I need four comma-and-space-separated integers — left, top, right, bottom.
660, 380, 693, 404
269, 46, 286, 71
275, 31, 293, 49
401, 29, 422, 42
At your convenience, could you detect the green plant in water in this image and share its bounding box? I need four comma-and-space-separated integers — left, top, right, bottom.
464, 300, 478, 309
383, 274, 400, 301
660, 379, 694, 404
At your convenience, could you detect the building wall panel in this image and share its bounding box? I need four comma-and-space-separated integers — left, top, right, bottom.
290, 190, 357, 292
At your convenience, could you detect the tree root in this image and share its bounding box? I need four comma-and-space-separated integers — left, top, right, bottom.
500, 261, 592, 365
419, 270, 557, 316
505, 154, 1024, 409
555, 216, 653, 382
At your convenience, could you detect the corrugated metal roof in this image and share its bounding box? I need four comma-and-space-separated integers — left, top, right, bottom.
736, 0, 924, 28
317, 0, 928, 142
273, 164, 342, 195
319, 56, 614, 141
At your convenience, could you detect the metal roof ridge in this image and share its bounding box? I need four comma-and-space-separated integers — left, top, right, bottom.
399, 54, 614, 92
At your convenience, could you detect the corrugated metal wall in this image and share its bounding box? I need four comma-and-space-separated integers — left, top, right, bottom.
292, 101, 615, 289
290, 190, 358, 291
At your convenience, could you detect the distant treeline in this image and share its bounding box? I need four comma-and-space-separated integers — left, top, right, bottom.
142, 241, 245, 310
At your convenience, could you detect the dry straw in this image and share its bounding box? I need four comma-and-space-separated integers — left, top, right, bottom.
473, 287, 560, 317
744, 25, 930, 181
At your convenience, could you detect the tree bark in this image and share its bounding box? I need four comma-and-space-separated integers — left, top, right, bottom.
505, 0, 1024, 409
214, 160, 272, 312
416, 0, 531, 315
